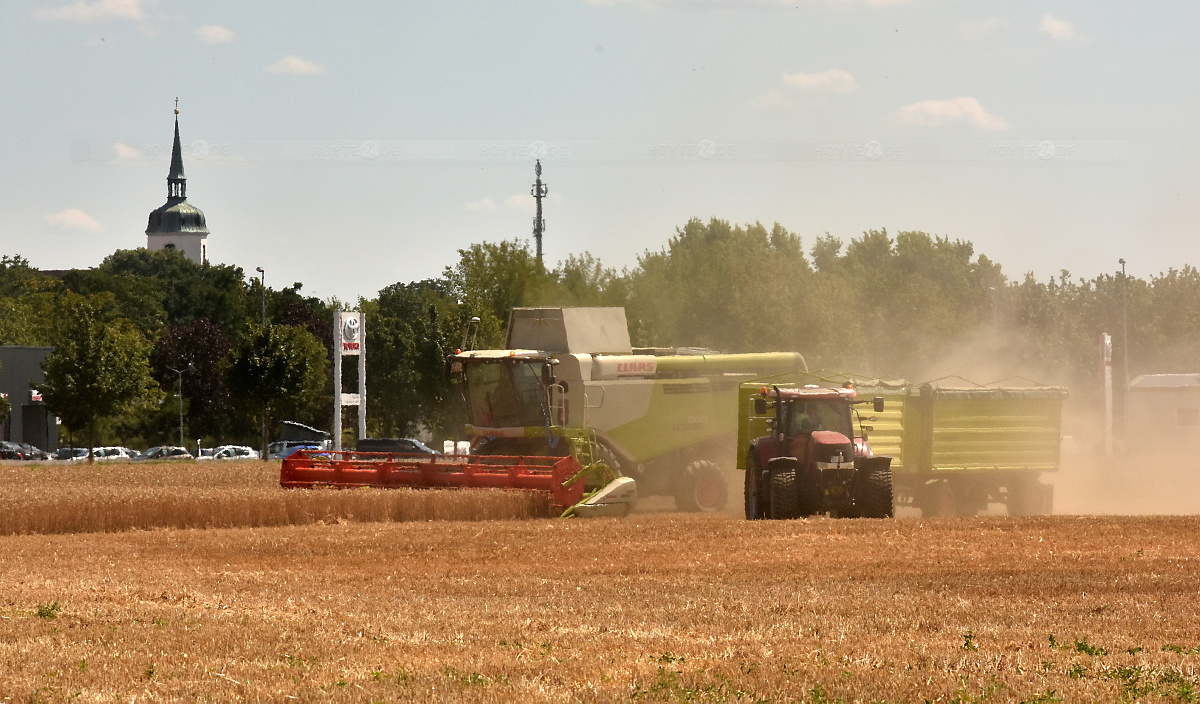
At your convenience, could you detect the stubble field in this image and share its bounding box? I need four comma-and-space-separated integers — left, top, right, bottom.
2, 460, 1199, 702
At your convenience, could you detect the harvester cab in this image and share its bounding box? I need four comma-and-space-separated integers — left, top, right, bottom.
744, 384, 894, 520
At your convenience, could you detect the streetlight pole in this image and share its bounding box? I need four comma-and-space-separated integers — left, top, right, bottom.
256, 266, 267, 460
166, 364, 191, 448
255, 267, 266, 327
1120, 258, 1130, 449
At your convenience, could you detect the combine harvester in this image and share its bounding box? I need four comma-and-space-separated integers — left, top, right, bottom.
282, 307, 806, 516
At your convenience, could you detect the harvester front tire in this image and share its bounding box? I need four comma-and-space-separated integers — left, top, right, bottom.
675, 460, 728, 513
769, 468, 800, 520
744, 454, 768, 520
857, 467, 894, 518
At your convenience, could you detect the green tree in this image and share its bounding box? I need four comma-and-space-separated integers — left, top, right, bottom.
39, 292, 156, 462
88, 248, 250, 334
0, 255, 60, 346
365, 280, 459, 439
225, 324, 329, 452
443, 239, 555, 348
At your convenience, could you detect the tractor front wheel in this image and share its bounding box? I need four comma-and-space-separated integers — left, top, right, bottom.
856, 467, 894, 518
674, 460, 729, 513
769, 467, 800, 520
744, 453, 768, 520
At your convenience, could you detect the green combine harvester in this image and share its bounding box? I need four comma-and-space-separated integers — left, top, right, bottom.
450, 307, 807, 512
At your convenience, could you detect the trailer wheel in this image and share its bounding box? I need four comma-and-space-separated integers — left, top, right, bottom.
920, 481, 961, 517
857, 467, 894, 518
744, 453, 768, 520
1008, 478, 1053, 516
769, 467, 800, 520
674, 460, 728, 513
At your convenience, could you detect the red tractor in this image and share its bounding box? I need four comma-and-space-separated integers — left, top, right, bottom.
743, 385, 894, 520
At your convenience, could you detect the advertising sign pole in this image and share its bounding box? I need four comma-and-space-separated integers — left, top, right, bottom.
333, 311, 365, 452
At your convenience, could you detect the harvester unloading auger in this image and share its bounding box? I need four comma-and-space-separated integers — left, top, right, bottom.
282, 307, 806, 517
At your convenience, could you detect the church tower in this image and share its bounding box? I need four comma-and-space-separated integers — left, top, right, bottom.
146, 102, 209, 264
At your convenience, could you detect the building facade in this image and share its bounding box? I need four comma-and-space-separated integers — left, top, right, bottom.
1128, 373, 1200, 446
0, 346, 58, 451
146, 109, 209, 264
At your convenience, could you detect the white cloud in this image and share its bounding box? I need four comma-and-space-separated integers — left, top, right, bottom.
46, 209, 103, 233
33, 0, 147, 23
195, 24, 234, 44
504, 194, 535, 214
894, 97, 1009, 131
587, 0, 906, 6
1039, 14, 1079, 41
464, 198, 495, 211
266, 55, 325, 75
781, 69, 857, 94
752, 89, 789, 109
112, 143, 142, 161
962, 17, 1006, 38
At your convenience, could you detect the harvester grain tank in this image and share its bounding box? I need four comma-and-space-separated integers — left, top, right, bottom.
452, 307, 807, 511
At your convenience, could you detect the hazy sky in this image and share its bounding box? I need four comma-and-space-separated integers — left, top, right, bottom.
2, 1, 1197, 302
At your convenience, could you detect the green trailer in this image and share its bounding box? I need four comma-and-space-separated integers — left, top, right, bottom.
737, 372, 1068, 516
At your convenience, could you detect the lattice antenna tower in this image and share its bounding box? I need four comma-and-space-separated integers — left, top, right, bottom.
531, 159, 548, 262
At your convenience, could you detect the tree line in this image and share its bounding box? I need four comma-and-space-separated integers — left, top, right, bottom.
2, 218, 1197, 449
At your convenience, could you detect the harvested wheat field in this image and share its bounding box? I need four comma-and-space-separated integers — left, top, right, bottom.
0, 460, 551, 535
2, 505, 1199, 702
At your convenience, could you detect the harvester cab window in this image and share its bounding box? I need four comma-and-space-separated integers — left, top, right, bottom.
466, 361, 548, 429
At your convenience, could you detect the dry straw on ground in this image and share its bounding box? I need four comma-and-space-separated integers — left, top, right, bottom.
0, 460, 551, 534
2, 512, 1199, 701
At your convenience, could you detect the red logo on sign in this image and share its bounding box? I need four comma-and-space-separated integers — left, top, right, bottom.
616, 360, 655, 374
342, 342, 360, 351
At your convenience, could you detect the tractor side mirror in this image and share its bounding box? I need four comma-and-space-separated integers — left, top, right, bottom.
754, 397, 767, 415
873, 397, 885, 413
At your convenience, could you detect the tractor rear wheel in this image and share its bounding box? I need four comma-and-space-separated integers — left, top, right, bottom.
857, 467, 894, 518
769, 467, 800, 520
744, 453, 768, 520
674, 460, 728, 513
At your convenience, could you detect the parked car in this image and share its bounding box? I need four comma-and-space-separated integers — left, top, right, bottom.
54, 447, 88, 461
91, 446, 136, 461
267, 440, 326, 460
356, 438, 440, 455
15, 443, 50, 461
213, 445, 260, 460
0, 441, 25, 460
196, 447, 216, 461
136, 446, 194, 461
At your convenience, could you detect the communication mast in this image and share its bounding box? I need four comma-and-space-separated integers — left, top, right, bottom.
531, 159, 548, 262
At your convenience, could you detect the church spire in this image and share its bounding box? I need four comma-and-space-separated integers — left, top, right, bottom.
167, 98, 186, 201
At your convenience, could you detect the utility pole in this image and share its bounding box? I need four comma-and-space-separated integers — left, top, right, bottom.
1120, 258, 1130, 450
256, 266, 267, 460
531, 159, 547, 262
167, 364, 191, 448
